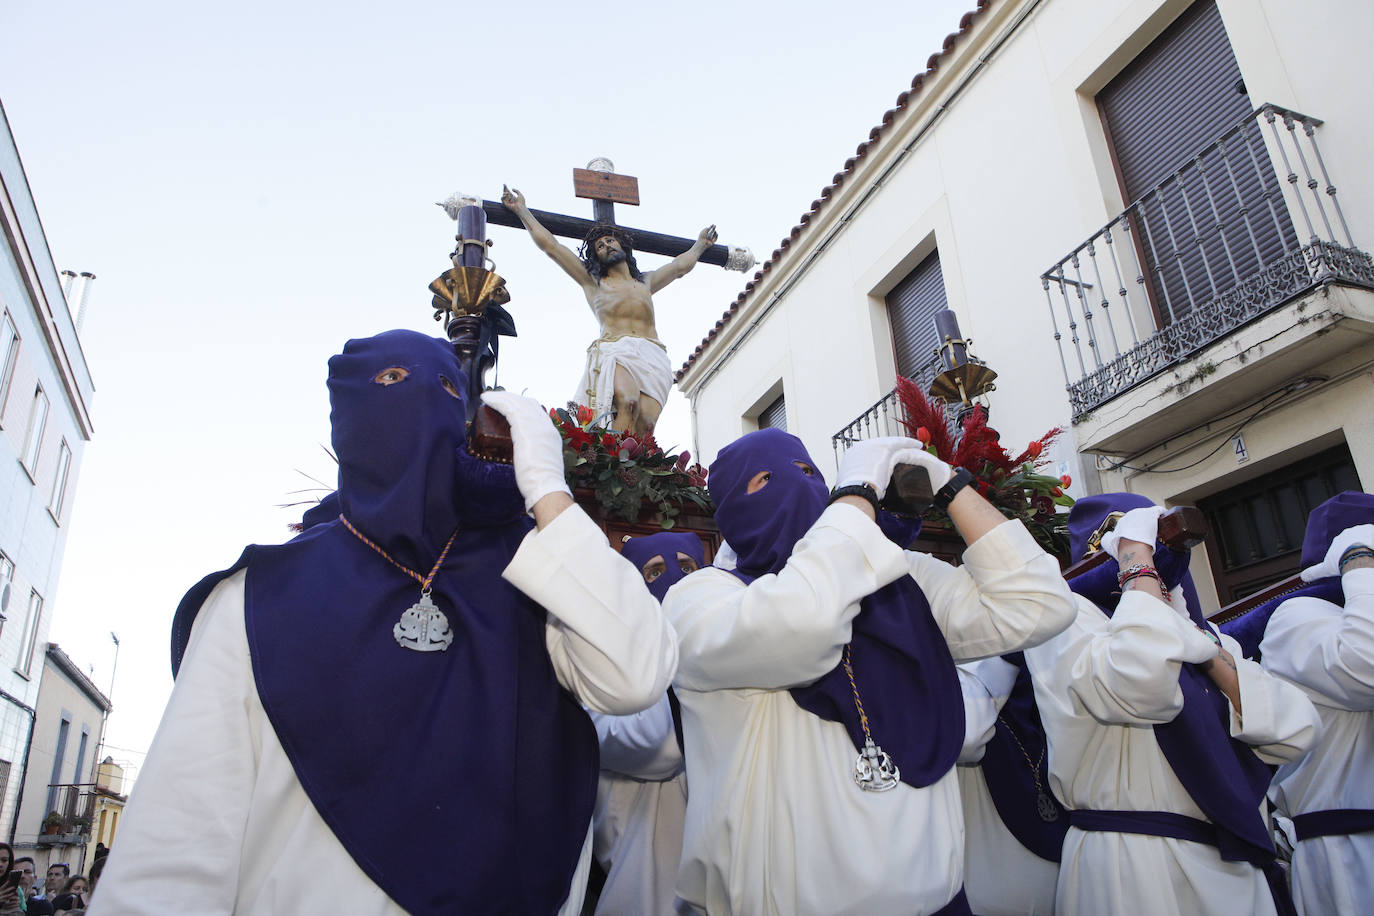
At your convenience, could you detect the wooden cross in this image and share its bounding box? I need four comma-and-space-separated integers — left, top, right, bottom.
481, 159, 752, 271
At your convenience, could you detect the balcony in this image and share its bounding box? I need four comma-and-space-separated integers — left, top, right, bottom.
1043, 104, 1374, 450
831, 353, 943, 460
39, 783, 97, 845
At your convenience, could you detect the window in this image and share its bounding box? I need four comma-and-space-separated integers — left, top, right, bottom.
0, 553, 12, 632
1097, 0, 1296, 325
47, 713, 71, 816
1199, 443, 1360, 604
49, 440, 72, 520
21, 385, 49, 474
758, 394, 787, 432
73, 726, 90, 786
0, 311, 18, 423
16, 588, 43, 677
886, 250, 948, 380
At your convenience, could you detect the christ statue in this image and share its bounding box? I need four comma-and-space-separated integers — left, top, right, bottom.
501, 185, 716, 436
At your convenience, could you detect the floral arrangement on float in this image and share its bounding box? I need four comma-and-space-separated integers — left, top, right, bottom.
894, 377, 1074, 562
551, 403, 711, 528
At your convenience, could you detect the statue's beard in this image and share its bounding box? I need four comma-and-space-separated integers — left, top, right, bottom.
599, 248, 627, 268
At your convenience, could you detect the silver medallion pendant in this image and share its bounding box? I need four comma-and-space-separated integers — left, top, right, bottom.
393, 591, 454, 652
1036, 789, 1060, 822
854, 736, 901, 792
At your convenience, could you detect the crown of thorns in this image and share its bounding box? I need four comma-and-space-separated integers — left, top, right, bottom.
579, 223, 636, 260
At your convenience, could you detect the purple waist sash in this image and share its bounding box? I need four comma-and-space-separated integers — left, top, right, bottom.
1068, 809, 1296, 916
1292, 809, 1374, 841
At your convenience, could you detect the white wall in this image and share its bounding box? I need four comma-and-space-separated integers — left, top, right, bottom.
683, 0, 1373, 505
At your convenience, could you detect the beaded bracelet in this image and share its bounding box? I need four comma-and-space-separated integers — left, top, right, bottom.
1339, 545, 1374, 573
1118, 563, 1170, 601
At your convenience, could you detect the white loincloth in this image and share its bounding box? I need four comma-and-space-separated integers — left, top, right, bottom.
577, 335, 672, 416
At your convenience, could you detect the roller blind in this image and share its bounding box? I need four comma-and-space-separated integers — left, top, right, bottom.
886, 250, 947, 379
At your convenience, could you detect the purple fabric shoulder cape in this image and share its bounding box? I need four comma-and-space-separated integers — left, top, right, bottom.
976, 651, 1068, 861
709, 429, 964, 788
1220, 490, 1372, 659
170, 331, 596, 915
1067, 494, 1275, 866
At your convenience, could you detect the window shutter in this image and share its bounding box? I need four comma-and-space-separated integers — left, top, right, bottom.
1098, 0, 1295, 323
886, 250, 947, 379
758, 394, 787, 432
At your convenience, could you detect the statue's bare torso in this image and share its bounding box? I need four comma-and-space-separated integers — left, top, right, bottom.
589, 276, 659, 341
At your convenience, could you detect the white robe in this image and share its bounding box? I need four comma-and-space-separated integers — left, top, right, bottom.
956, 658, 1060, 915
664, 507, 1076, 916
1260, 566, 1374, 916
1024, 587, 1320, 916
89, 506, 678, 915
589, 696, 692, 916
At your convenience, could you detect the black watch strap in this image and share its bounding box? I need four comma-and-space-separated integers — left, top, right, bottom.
933, 467, 975, 511
829, 483, 881, 514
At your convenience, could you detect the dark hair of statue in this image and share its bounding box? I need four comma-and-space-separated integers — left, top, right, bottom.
579, 223, 643, 283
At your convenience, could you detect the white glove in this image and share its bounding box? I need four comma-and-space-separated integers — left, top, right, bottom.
1100, 505, 1165, 561
480, 391, 572, 511
836, 436, 952, 500
1301, 523, 1374, 581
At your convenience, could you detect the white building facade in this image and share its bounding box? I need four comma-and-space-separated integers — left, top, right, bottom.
678, 0, 1373, 613
15, 643, 111, 874
0, 101, 96, 841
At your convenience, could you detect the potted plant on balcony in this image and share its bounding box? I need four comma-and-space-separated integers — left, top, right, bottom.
73, 814, 92, 835
42, 811, 62, 835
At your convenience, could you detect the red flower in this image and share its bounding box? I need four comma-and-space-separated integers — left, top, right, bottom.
565, 427, 593, 450
621, 436, 642, 458
576, 404, 594, 426
1060, 474, 1072, 489
676, 451, 691, 470
1027, 441, 1043, 459
915, 427, 931, 445
601, 433, 619, 449
1051, 486, 1062, 497
548, 407, 559, 422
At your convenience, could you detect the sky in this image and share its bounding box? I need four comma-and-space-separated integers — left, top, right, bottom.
0, 0, 981, 783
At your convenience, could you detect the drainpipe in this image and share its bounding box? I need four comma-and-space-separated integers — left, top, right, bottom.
0, 687, 37, 843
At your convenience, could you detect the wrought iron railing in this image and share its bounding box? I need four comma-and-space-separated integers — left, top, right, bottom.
831, 354, 943, 460
1044, 103, 1374, 418
42, 783, 97, 837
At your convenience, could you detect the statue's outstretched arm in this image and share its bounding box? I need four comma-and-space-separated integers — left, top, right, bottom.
647, 224, 717, 293
502, 186, 594, 289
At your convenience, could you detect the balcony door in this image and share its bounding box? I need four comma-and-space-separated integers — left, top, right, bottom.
1198, 444, 1361, 604
1098, 0, 1296, 326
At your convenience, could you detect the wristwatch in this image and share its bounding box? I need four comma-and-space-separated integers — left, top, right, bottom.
828, 483, 881, 514
933, 467, 975, 511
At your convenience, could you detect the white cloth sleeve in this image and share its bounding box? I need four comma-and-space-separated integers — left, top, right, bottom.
1221, 629, 1320, 765
907, 520, 1077, 661
1261, 568, 1374, 709
504, 505, 678, 716
589, 695, 684, 781
87, 572, 256, 915
665, 502, 910, 691
958, 657, 1019, 763
1031, 589, 1219, 726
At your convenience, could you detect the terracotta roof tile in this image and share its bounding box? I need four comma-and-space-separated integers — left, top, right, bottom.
675, 0, 995, 382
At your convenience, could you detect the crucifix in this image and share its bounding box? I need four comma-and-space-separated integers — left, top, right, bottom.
448, 159, 753, 437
